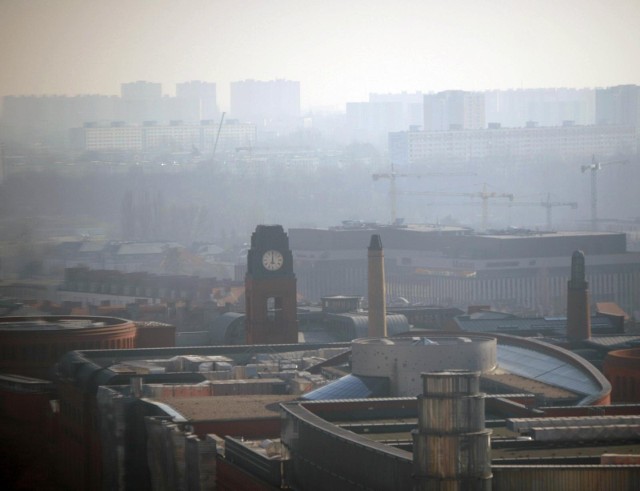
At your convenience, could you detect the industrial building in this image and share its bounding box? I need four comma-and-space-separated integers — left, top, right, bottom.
0, 315, 175, 380
2, 226, 640, 489
29, 337, 636, 490
289, 224, 640, 316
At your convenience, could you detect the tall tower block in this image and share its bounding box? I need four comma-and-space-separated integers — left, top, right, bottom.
367, 234, 387, 337
566, 250, 591, 342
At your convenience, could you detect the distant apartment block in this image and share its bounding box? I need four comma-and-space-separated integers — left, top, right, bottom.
120, 81, 163, 100
119, 81, 164, 122
596, 84, 640, 127
1, 81, 219, 146
175, 81, 219, 121
230, 79, 300, 127
71, 120, 256, 153
1, 94, 120, 144
389, 124, 638, 166
345, 92, 423, 146
423, 90, 486, 131
346, 101, 404, 144
484, 88, 596, 128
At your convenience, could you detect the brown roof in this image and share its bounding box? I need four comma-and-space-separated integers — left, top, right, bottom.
154, 394, 297, 421
596, 302, 629, 321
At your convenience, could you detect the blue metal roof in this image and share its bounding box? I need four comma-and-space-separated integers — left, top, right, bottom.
301, 374, 390, 401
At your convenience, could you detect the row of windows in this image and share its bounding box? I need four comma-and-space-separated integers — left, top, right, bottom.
386, 270, 639, 315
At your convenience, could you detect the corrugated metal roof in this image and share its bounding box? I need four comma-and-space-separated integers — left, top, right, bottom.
209, 312, 245, 344
585, 335, 640, 349
301, 374, 389, 401
497, 344, 601, 396
326, 313, 410, 338
456, 315, 616, 334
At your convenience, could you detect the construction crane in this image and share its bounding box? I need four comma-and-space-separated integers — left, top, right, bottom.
211, 111, 226, 169
404, 183, 514, 231
492, 194, 578, 230
372, 163, 474, 224
581, 154, 627, 231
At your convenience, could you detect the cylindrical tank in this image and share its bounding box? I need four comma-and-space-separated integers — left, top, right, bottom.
413, 370, 492, 491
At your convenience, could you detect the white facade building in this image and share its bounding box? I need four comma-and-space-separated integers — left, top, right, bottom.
423, 90, 486, 131
73, 121, 256, 153
390, 124, 638, 166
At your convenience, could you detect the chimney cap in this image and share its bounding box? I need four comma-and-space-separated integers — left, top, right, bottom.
368, 234, 383, 251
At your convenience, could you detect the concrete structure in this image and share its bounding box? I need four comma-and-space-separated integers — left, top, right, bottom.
230, 79, 300, 132
0, 330, 622, 490
289, 225, 640, 316
70, 119, 256, 153
423, 90, 486, 131
485, 87, 596, 128
305, 330, 611, 406
412, 371, 492, 491
175, 80, 218, 121
120, 81, 164, 123
280, 385, 636, 491
345, 92, 423, 147
1, 81, 221, 147
596, 84, 640, 127
389, 123, 637, 167
367, 234, 387, 337
1, 94, 120, 145
351, 336, 496, 396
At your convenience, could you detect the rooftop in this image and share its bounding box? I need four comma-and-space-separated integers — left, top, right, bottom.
152, 394, 297, 421
0, 315, 129, 331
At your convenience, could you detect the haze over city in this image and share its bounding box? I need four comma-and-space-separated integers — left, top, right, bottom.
3, 2, 640, 490
1, 0, 640, 110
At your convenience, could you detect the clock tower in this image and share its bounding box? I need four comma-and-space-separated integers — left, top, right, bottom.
245, 225, 298, 344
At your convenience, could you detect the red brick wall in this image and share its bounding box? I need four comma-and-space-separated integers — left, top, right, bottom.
603, 348, 640, 403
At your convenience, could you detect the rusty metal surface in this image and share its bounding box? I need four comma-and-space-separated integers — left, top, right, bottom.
493, 465, 640, 491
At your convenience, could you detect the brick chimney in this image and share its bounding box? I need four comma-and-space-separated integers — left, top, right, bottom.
566, 250, 591, 342
367, 234, 387, 337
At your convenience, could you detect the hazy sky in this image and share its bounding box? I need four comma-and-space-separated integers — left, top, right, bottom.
1, 0, 639, 111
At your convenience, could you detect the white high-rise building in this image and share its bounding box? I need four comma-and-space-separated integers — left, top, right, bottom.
423, 90, 485, 131
119, 81, 164, 123
176, 81, 219, 121
230, 79, 300, 131
596, 84, 640, 127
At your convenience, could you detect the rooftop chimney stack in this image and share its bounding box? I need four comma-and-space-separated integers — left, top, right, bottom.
412, 370, 492, 491
566, 250, 591, 342
367, 234, 387, 337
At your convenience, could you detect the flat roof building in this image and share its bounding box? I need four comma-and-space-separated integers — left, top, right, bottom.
289, 225, 640, 316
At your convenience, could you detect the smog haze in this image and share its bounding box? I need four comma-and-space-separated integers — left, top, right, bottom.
1, 0, 639, 110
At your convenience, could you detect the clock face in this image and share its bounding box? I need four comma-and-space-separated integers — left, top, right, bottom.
262, 250, 284, 271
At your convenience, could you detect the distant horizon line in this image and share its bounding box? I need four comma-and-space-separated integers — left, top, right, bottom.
2, 82, 638, 114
